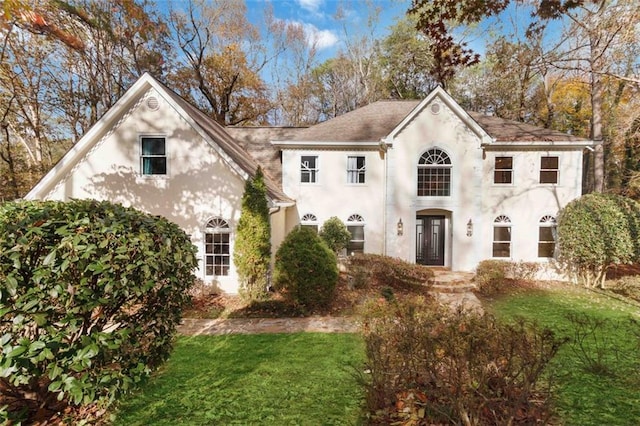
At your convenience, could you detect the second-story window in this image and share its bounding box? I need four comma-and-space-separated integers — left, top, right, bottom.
301, 155, 318, 183
540, 156, 559, 184
417, 148, 451, 196
347, 156, 366, 184
494, 156, 513, 184
141, 136, 167, 175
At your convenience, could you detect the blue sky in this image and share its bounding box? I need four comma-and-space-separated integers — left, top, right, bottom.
246, 0, 411, 58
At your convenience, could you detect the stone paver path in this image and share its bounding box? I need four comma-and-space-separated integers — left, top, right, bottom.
179, 316, 359, 336
178, 270, 482, 336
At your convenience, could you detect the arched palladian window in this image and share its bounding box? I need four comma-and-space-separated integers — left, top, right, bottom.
417, 148, 452, 196
346, 214, 365, 255
493, 215, 511, 258
538, 215, 557, 258
204, 217, 231, 276
301, 213, 319, 233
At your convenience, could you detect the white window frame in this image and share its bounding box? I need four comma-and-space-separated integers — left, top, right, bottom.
301, 213, 319, 233
346, 214, 365, 255
494, 156, 513, 185
301, 155, 319, 183
347, 155, 366, 184
417, 148, 452, 197
492, 215, 512, 258
538, 215, 557, 258
140, 135, 168, 176
540, 155, 559, 185
204, 218, 231, 277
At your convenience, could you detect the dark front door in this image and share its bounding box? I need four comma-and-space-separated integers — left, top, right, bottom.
416, 215, 445, 266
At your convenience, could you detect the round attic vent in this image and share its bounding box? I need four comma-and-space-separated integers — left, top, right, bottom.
430, 102, 441, 114
146, 96, 159, 110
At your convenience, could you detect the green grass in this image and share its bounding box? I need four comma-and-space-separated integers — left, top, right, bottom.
487, 286, 640, 426
112, 333, 365, 425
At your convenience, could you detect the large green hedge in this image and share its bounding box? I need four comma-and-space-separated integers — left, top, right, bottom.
274, 227, 338, 310
557, 193, 640, 287
0, 200, 197, 423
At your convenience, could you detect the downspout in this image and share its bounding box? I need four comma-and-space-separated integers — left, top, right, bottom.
380, 137, 391, 256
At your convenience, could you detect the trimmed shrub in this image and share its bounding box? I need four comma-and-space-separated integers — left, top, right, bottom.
318, 216, 351, 254
557, 193, 640, 288
359, 299, 565, 425
274, 227, 338, 310
475, 259, 509, 295
234, 167, 271, 301
347, 254, 434, 290
0, 200, 197, 423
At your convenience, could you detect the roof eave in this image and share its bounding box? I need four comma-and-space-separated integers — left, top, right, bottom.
271, 140, 381, 149
481, 140, 596, 150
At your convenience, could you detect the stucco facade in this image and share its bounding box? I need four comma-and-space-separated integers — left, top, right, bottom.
27, 74, 592, 293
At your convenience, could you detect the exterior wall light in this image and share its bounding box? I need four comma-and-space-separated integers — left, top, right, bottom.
397, 218, 404, 236
467, 219, 473, 237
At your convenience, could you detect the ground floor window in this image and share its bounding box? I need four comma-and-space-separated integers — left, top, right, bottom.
538, 215, 557, 257
301, 213, 318, 232
205, 217, 230, 276
493, 215, 511, 258
346, 214, 365, 255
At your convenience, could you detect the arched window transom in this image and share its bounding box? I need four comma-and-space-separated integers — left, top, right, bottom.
417, 148, 452, 196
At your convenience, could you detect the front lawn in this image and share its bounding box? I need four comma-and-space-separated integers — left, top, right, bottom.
113, 333, 365, 425
487, 284, 640, 425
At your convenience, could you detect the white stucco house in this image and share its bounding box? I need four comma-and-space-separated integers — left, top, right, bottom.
26, 73, 594, 292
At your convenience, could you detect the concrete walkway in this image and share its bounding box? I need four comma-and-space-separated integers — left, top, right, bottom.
178, 270, 482, 336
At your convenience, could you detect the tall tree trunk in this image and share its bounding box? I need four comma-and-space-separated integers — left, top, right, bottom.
591, 44, 604, 193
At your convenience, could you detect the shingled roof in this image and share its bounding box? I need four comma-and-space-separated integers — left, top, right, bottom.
226, 127, 305, 186
275, 99, 589, 144
156, 81, 293, 203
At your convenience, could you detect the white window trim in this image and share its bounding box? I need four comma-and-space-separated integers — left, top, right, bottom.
417, 147, 453, 197
300, 155, 319, 184
204, 217, 232, 277
300, 213, 319, 232
492, 215, 512, 259
346, 214, 365, 255
539, 155, 560, 185
537, 215, 557, 259
139, 134, 169, 178
346, 155, 366, 185
493, 155, 514, 186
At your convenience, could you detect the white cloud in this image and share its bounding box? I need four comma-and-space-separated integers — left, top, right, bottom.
296, 0, 324, 13
284, 19, 339, 50
305, 23, 338, 49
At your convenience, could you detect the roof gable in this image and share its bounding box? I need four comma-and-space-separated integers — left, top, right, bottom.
26, 73, 290, 203
385, 86, 492, 144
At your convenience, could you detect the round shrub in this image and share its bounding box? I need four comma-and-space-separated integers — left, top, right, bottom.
274, 226, 338, 309
557, 193, 640, 288
0, 200, 197, 423
318, 216, 351, 254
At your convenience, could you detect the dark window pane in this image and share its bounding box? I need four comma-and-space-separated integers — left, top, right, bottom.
494, 170, 512, 184
541, 156, 558, 169
493, 227, 511, 241
538, 242, 555, 258
492, 243, 511, 257
540, 170, 558, 184
142, 157, 166, 175
539, 227, 554, 241
495, 157, 512, 169
142, 138, 165, 155
348, 225, 365, 240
